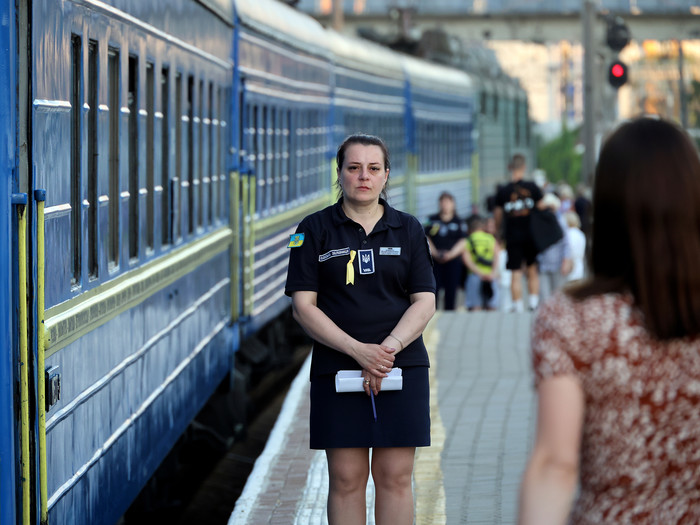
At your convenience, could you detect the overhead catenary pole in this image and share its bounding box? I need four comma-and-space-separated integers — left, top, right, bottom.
582, 0, 597, 186
678, 39, 688, 129
333, 0, 344, 31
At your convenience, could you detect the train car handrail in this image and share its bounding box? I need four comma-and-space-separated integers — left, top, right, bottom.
12, 193, 30, 525
34, 189, 49, 524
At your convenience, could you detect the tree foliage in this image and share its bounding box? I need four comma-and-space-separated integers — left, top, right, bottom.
536, 125, 583, 186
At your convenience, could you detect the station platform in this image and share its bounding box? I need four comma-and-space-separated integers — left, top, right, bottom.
228, 311, 537, 525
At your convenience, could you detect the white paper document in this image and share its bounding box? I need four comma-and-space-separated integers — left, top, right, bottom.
334, 368, 403, 393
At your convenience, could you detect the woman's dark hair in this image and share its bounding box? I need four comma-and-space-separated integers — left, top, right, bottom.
336, 133, 390, 200
569, 117, 700, 340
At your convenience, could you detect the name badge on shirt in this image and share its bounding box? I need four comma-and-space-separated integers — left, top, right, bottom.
379, 247, 401, 256
319, 247, 351, 262
358, 249, 375, 275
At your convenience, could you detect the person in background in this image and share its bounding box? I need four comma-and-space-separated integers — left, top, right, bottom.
519, 117, 700, 524
563, 211, 586, 282
425, 192, 467, 310
463, 215, 500, 311
485, 215, 513, 311
494, 154, 543, 312
285, 134, 436, 525
484, 215, 498, 238
537, 193, 571, 303
557, 183, 575, 214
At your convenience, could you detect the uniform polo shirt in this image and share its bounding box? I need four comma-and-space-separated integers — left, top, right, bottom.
285, 199, 436, 376
424, 213, 467, 251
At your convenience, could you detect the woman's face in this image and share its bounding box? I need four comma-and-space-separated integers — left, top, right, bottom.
439, 196, 455, 216
337, 144, 388, 206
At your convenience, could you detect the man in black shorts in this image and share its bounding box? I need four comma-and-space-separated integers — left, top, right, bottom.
494, 154, 543, 312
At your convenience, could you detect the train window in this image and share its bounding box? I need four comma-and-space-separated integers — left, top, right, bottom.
161, 67, 171, 245
292, 112, 299, 201
290, 110, 298, 202
146, 62, 155, 250
70, 34, 82, 284
493, 95, 499, 118
267, 105, 273, 212
480, 92, 487, 116
187, 74, 194, 234
246, 103, 256, 176
217, 86, 224, 222
87, 39, 98, 278
198, 79, 204, 229
256, 105, 265, 215
311, 111, 319, 196
128, 55, 139, 259
108, 48, 120, 266
282, 110, 290, 206
267, 107, 274, 211
273, 108, 282, 208
174, 72, 183, 241
525, 104, 531, 146
207, 82, 214, 225
300, 112, 308, 197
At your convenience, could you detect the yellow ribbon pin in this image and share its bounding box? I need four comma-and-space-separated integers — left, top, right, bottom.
346, 250, 356, 285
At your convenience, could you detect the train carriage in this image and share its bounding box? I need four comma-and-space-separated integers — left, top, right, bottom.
472, 56, 532, 207
1, 0, 18, 522
400, 55, 476, 220
11, 1, 236, 523
325, 30, 409, 208
233, 0, 333, 334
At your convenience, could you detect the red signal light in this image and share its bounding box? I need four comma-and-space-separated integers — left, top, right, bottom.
608, 60, 628, 89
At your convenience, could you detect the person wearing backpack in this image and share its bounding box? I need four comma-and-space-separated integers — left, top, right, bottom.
462, 215, 500, 311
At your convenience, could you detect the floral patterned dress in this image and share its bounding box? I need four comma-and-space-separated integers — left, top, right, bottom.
532, 292, 700, 524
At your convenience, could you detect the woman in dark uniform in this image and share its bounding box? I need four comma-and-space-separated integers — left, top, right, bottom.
285, 133, 436, 525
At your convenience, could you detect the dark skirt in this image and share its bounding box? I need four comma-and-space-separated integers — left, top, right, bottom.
309, 366, 430, 449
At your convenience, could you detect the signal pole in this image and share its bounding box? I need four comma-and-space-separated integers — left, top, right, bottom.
332, 0, 344, 31
582, 0, 597, 186
679, 39, 688, 129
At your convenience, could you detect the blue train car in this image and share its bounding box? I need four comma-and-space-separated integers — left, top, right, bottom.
1, 0, 18, 522
401, 55, 476, 219
325, 30, 408, 208
8, 0, 237, 523
233, 0, 333, 335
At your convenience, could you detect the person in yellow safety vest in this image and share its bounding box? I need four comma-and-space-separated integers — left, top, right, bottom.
462, 215, 500, 311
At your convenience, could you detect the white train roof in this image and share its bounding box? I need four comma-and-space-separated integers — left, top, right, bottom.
197, 0, 235, 23
325, 30, 405, 81
400, 54, 474, 97
233, 0, 330, 57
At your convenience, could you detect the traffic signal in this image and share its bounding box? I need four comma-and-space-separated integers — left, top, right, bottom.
606, 17, 630, 89
606, 17, 630, 52
608, 60, 628, 89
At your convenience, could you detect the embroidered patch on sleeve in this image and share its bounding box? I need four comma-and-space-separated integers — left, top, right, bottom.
287, 233, 305, 248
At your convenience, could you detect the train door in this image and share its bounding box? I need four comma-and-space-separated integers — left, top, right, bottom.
10, 0, 54, 523
239, 85, 256, 321
1, 0, 18, 523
